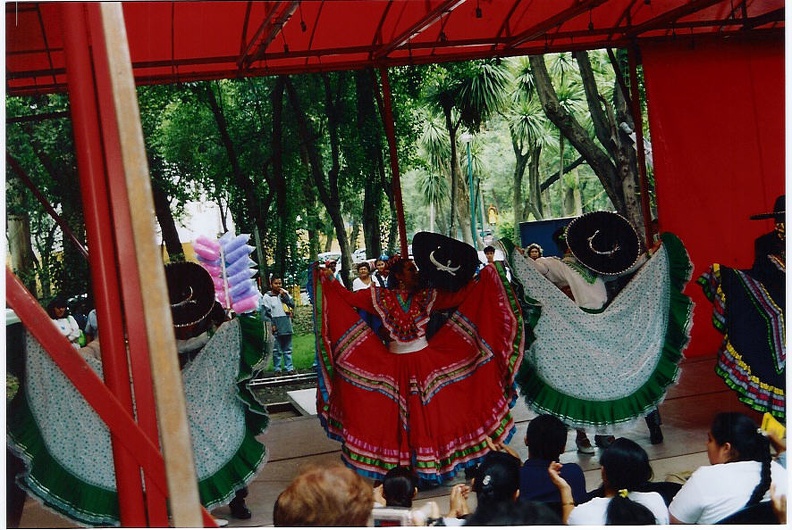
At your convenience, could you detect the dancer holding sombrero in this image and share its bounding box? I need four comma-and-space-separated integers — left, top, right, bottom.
697, 195, 785, 420
312, 232, 524, 484
507, 211, 693, 450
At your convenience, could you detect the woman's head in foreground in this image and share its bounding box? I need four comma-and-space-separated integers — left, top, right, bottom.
273, 464, 373, 526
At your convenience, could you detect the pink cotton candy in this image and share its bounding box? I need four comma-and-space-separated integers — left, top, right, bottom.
232, 294, 258, 314
193, 236, 221, 261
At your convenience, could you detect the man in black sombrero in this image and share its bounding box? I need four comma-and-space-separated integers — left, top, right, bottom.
698, 195, 785, 420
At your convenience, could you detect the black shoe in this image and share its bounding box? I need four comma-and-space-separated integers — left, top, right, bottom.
594, 435, 615, 449
229, 499, 252, 520
576, 436, 595, 454
649, 424, 664, 445
645, 409, 663, 444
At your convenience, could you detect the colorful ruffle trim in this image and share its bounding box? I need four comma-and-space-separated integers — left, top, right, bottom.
698, 265, 785, 420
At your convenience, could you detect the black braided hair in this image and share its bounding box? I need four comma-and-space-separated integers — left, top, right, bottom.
710, 412, 772, 507
600, 438, 657, 525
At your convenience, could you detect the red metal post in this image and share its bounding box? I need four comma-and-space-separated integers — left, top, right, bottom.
378, 67, 409, 257
84, 4, 169, 524
60, 3, 146, 525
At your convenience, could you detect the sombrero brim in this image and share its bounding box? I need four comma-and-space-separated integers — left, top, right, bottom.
566, 211, 641, 276
165, 261, 216, 339
412, 232, 478, 291
749, 211, 785, 220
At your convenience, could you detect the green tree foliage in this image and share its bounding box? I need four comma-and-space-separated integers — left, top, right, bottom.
6, 94, 87, 299
7, 50, 647, 297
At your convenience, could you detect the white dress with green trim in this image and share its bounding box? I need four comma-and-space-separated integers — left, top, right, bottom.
6, 314, 268, 527
508, 233, 693, 429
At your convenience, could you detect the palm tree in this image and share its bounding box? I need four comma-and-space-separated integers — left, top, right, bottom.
422, 60, 510, 246
504, 57, 557, 227
418, 117, 451, 233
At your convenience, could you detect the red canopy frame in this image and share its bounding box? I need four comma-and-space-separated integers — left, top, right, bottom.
5, 1, 785, 526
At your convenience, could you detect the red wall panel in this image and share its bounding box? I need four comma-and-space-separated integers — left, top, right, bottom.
642, 35, 785, 357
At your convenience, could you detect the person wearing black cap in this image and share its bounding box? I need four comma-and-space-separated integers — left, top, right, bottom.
508, 211, 693, 455
311, 232, 524, 486
698, 195, 785, 420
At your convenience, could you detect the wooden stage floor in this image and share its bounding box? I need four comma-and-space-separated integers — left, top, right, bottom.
16, 353, 763, 527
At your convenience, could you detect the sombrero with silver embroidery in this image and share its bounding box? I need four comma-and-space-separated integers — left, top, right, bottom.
165, 261, 217, 339
565, 211, 641, 276
412, 231, 478, 291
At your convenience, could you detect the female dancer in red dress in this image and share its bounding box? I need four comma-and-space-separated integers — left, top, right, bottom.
312, 236, 524, 484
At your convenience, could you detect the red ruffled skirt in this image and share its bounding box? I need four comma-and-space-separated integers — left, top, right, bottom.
313, 265, 523, 483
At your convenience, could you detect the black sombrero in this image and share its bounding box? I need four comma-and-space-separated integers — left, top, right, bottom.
412, 232, 479, 291
165, 261, 217, 340
565, 211, 641, 276
749, 195, 785, 221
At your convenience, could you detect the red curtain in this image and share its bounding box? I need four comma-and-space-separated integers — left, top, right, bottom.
641, 35, 785, 357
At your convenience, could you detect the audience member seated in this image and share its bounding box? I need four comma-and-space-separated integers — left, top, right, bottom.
273, 464, 373, 526
550, 437, 669, 525
668, 412, 787, 524
518, 414, 588, 514
372, 466, 440, 526
464, 499, 562, 525
444, 450, 522, 526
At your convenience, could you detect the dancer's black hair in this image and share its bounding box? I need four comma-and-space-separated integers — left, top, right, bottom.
600, 438, 657, 525
465, 499, 562, 525
386, 258, 428, 290
710, 412, 772, 507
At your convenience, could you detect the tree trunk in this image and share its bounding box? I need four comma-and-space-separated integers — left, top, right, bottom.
444, 110, 473, 246
284, 74, 354, 288
270, 76, 289, 276
574, 50, 642, 233
7, 213, 37, 293
200, 83, 265, 239
510, 135, 530, 234
443, 109, 459, 238
529, 55, 626, 215
356, 69, 385, 260
151, 180, 184, 261
526, 143, 544, 220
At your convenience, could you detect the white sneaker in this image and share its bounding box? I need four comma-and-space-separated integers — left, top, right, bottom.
213, 517, 229, 527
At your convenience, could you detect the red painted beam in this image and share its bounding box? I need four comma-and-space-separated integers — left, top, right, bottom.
60, 4, 147, 525
82, 3, 171, 524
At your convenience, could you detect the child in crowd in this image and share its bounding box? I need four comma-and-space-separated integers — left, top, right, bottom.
519, 414, 588, 509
